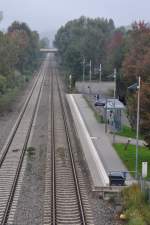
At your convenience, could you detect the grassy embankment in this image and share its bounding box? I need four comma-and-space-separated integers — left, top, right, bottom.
114, 143, 150, 178
115, 125, 144, 140
116, 125, 136, 138
115, 143, 150, 225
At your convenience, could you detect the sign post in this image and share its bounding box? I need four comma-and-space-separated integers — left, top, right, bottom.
142, 162, 148, 178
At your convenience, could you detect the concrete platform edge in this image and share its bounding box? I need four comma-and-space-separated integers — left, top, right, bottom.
66, 94, 109, 187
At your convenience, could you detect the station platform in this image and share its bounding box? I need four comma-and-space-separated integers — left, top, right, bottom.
66, 94, 133, 191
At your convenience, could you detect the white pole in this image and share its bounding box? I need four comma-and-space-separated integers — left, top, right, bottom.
113, 68, 117, 143
69, 74, 72, 91
99, 64, 102, 81
83, 57, 85, 81
135, 76, 141, 178
89, 60, 92, 82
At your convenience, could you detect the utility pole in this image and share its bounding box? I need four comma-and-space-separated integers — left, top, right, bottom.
105, 97, 108, 133
99, 64, 102, 81
69, 74, 72, 92
89, 60, 92, 82
113, 68, 117, 144
135, 76, 141, 178
82, 57, 85, 81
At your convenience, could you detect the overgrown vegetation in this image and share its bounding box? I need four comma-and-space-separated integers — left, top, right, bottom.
114, 143, 150, 178
121, 184, 150, 225
54, 17, 150, 147
27, 146, 36, 157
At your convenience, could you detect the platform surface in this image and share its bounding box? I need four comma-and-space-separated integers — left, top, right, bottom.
67, 94, 133, 189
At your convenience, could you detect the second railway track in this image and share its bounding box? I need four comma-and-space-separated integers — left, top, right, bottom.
0, 55, 49, 224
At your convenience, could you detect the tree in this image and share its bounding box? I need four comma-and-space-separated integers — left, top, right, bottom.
0, 11, 3, 22
0, 20, 41, 95
122, 22, 150, 146
40, 37, 49, 48
7, 21, 40, 73
140, 83, 150, 146
54, 16, 115, 80
0, 32, 18, 76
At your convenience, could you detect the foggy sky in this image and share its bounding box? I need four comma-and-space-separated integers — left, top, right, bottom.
1, 0, 150, 33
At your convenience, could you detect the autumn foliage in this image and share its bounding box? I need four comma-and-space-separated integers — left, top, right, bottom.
54, 18, 150, 146
122, 22, 150, 146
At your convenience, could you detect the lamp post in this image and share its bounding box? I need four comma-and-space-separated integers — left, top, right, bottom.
69, 74, 72, 91
128, 76, 141, 178
99, 64, 102, 81
135, 76, 141, 178
113, 68, 117, 143
89, 60, 92, 82
82, 57, 85, 81
105, 97, 108, 133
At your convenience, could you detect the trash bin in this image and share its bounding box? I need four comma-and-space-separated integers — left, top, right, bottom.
109, 172, 126, 186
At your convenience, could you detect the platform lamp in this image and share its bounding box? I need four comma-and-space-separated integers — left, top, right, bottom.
82, 57, 85, 81
113, 68, 117, 144
128, 76, 141, 178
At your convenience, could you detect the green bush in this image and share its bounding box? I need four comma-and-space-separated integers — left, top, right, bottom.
122, 184, 145, 208
0, 87, 19, 111
114, 144, 150, 178
141, 205, 150, 224
121, 185, 150, 225
127, 216, 146, 225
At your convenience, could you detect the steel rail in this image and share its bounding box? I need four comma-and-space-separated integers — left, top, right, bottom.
51, 68, 57, 225
56, 74, 86, 225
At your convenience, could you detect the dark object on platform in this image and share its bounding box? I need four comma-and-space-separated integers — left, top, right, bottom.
109, 172, 126, 186
94, 99, 105, 106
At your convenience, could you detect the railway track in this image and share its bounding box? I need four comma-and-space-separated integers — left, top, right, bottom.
0, 55, 49, 224
44, 56, 94, 225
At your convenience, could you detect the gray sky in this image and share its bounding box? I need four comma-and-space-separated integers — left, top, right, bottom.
1, 0, 150, 33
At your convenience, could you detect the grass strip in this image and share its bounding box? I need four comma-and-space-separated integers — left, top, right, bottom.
113, 143, 150, 178
115, 125, 136, 138
115, 125, 143, 139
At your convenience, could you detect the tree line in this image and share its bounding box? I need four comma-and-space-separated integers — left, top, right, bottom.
54, 17, 150, 147
0, 20, 48, 109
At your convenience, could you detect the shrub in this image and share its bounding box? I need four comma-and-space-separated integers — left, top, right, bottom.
122, 184, 145, 208
141, 205, 150, 224
121, 184, 150, 225
127, 216, 146, 225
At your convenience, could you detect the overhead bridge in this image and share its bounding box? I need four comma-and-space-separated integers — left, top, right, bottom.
40, 48, 58, 53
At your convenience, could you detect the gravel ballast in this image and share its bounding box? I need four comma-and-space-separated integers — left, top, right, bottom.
0, 60, 123, 225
